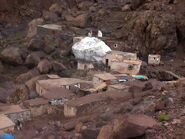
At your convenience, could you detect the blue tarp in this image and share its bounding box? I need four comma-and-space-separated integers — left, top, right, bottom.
1, 134, 15, 139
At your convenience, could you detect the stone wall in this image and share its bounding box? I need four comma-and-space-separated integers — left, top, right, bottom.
7, 110, 31, 123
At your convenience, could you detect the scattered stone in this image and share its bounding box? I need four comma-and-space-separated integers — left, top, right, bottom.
55, 121, 62, 128
77, 1, 93, 10
1, 47, 24, 65
27, 18, 44, 38
143, 82, 153, 91
63, 120, 77, 131
172, 119, 181, 125
97, 114, 157, 139
25, 51, 46, 67
122, 4, 131, 12
81, 128, 100, 139
155, 100, 166, 111
43, 44, 55, 54
28, 38, 45, 51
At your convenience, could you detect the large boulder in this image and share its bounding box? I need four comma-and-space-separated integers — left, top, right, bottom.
77, 1, 94, 11
43, 10, 59, 22
49, 3, 63, 15
81, 128, 100, 139
16, 68, 40, 83
118, 11, 177, 55
0, 47, 24, 65
97, 114, 157, 139
28, 38, 45, 51
25, 75, 47, 91
65, 13, 91, 28
97, 125, 113, 139
37, 59, 52, 74
8, 84, 29, 103
99, 10, 177, 55
51, 61, 66, 72
25, 51, 46, 68
27, 18, 44, 38
0, 81, 16, 103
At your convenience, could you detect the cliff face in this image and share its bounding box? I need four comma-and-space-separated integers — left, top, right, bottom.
0, 0, 185, 55
0, 0, 57, 24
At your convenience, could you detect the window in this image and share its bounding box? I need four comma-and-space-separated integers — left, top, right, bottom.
106, 59, 109, 66
128, 65, 134, 70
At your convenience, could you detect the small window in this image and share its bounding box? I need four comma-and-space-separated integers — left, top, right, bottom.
106, 59, 109, 66
114, 44, 118, 48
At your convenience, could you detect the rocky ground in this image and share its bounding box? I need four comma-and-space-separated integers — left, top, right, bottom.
0, 0, 185, 139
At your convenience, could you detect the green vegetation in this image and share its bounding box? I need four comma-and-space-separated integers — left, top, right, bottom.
158, 113, 170, 122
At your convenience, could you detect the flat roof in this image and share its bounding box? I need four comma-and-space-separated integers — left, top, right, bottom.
24, 98, 48, 107
94, 73, 117, 81
38, 24, 62, 31
106, 51, 137, 60
0, 115, 15, 130
37, 78, 91, 88
110, 50, 136, 55
0, 105, 27, 115
65, 93, 105, 107
65, 91, 132, 107
43, 87, 75, 100
47, 74, 61, 79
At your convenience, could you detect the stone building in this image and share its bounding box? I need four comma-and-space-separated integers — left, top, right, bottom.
103, 51, 141, 74
148, 54, 161, 65
77, 61, 94, 70
0, 114, 15, 134
0, 105, 31, 123
36, 78, 92, 96
42, 87, 75, 100
24, 98, 51, 117
64, 93, 106, 117
93, 73, 117, 85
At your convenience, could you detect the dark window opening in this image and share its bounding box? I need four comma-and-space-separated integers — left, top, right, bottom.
84, 65, 87, 70
106, 59, 109, 67
128, 65, 134, 70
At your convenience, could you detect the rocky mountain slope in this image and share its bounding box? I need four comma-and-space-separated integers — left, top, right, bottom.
1, 0, 184, 55
0, 0, 185, 139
